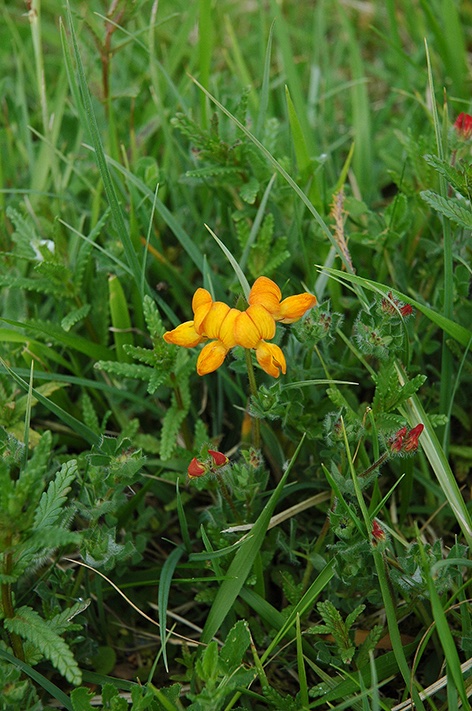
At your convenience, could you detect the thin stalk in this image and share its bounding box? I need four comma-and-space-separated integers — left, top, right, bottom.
214, 471, 240, 523
244, 349, 260, 450
2, 546, 25, 662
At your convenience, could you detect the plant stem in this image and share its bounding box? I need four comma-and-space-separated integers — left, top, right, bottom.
1, 548, 25, 662
215, 471, 240, 523
244, 349, 260, 450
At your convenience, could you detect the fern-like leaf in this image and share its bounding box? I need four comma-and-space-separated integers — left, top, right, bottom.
94, 360, 154, 382
49, 599, 91, 635
5, 605, 82, 684
34, 459, 77, 529
61, 304, 91, 332
143, 294, 165, 338
160, 380, 190, 460
421, 189, 472, 229
356, 624, 384, 669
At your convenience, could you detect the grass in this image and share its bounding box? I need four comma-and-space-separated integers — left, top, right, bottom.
0, 1, 471, 709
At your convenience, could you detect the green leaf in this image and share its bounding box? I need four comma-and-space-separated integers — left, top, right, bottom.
158, 546, 184, 671
0, 647, 73, 711
219, 620, 251, 672
201, 435, 307, 643
421, 189, 472, 229
64, 5, 144, 298
5, 605, 82, 685
61, 304, 91, 332
70, 687, 95, 711
34, 459, 77, 529
317, 266, 472, 346
240, 176, 260, 204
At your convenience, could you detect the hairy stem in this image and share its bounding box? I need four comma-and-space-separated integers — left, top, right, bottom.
244, 349, 260, 450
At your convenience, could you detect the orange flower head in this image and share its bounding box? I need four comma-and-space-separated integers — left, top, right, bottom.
249, 276, 317, 323
234, 305, 286, 377
196, 303, 242, 375
163, 288, 213, 348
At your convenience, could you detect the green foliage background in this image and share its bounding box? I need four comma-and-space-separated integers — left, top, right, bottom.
0, 0, 471, 709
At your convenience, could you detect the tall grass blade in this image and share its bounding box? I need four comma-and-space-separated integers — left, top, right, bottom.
158, 546, 185, 671
64, 3, 144, 298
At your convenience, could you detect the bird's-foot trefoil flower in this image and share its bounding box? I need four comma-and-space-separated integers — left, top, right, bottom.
248, 276, 317, 324
163, 276, 317, 378
233, 304, 287, 378
164, 289, 242, 375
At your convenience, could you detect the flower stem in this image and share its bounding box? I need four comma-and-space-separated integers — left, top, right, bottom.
244, 349, 261, 450
2, 547, 25, 662
215, 470, 240, 523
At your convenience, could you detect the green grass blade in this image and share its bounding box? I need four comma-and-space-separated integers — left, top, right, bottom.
0, 357, 100, 446
200, 435, 306, 643
0, 647, 73, 711
255, 19, 275, 138
396, 364, 472, 548
158, 546, 185, 671
317, 266, 472, 346
64, 3, 144, 298
296, 615, 309, 709
205, 224, 250, 299
372, 548, 426, 711
108, 274, 134, 363
190, 76, 369, 309
418, 537, 469, 707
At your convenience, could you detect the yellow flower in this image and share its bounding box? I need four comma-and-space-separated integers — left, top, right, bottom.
163, 288, 213, 348
196, 303, 241, 376
234, 304, 287, 378
164, 289, 243, 375
248, 276, 317, 324
163, 277, 316, 378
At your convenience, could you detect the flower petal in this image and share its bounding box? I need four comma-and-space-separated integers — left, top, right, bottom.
201, 302, 230, 339
255, 341, 287, 378
193, 288, 213, 333
163, 321, 204, 348
219, 308, 242, 348
246, 304, 276, 340
234, 311, 262, 348
278, 293, 317, 323
196, 340, 228, 375
248, 276, 282, 314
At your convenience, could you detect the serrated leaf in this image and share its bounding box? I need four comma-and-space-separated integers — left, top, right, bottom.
423, 154, 472, 198
421, 189, 472, 229
240, 176, 260, 204
34, 459, 77, 529
94, 359, 154, 382
185, 166, 240, 179
143, 294, 165, 338
5, 605, 81, 685
48, 599, 91, 636
160, 404, 187, 460
61, 304, 91, 332
219, 620, 251, 671
70, 687, 95, 711
123, 344, 157, 366
356, 624, 384, 668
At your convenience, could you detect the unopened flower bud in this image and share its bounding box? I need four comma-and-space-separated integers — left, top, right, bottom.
388, 424, 424, 455
187, 457, 207, 478
403, 424, 424, 452
454, 112, 472, 139
372, 519, 386, 543
208, 450, 228, 468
